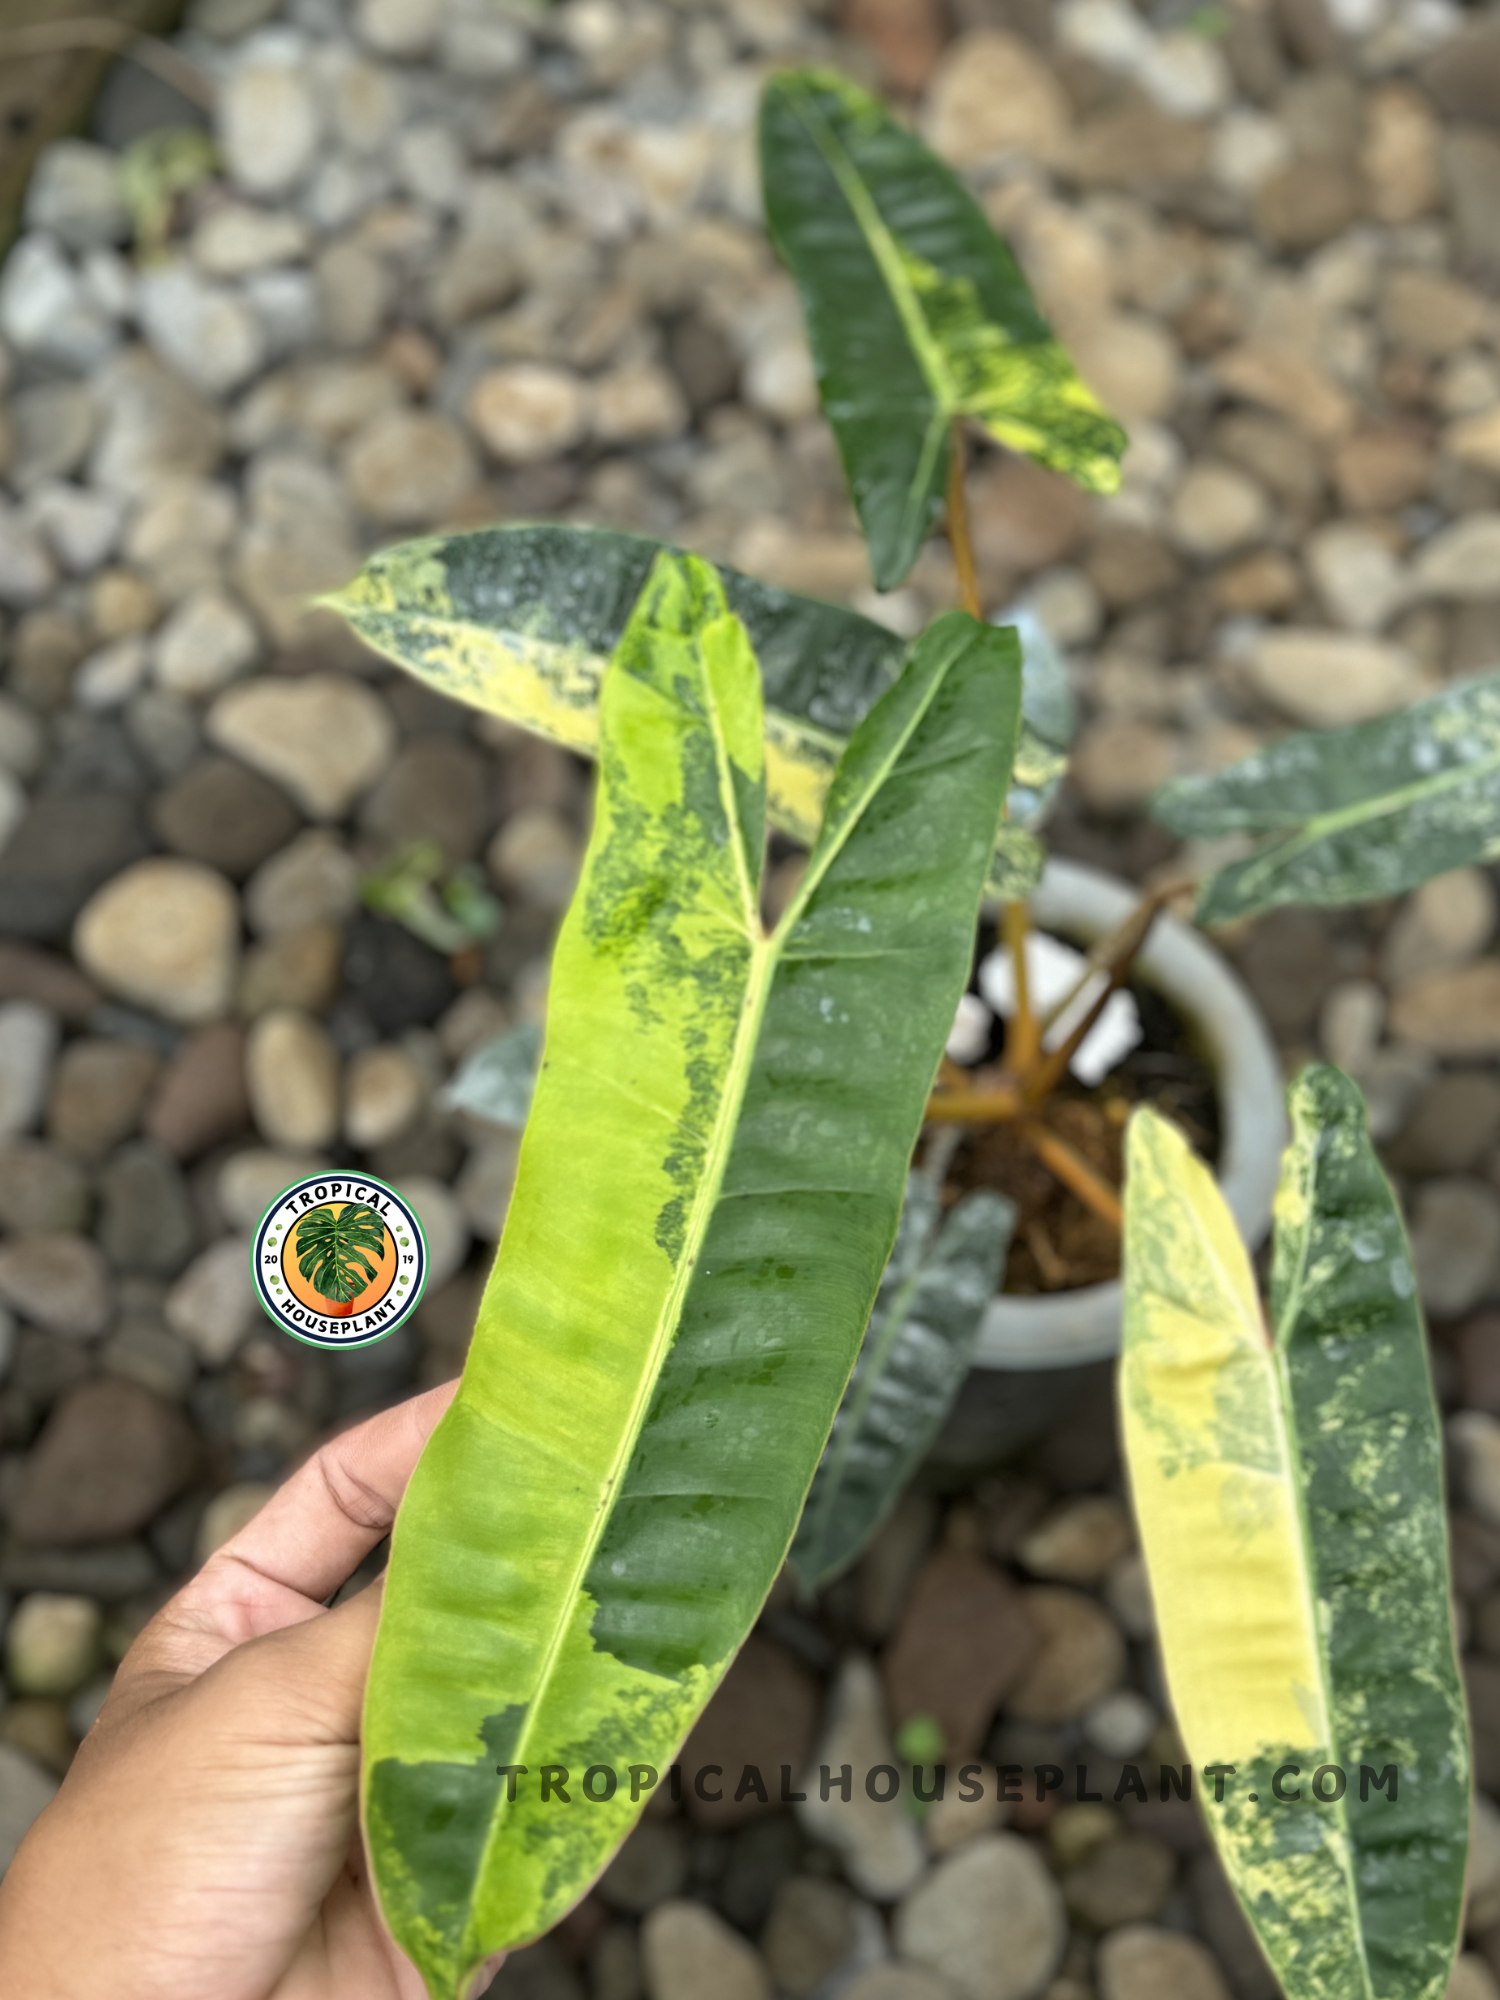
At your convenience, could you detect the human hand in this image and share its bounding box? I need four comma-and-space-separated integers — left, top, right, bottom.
0, 1380, 498, 2000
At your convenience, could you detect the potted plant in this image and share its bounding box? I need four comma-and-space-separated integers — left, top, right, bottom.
322, 67, 1484, 2000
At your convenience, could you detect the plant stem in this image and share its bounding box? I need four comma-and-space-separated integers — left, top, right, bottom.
1003, 899, 1041, 1078
925, 1080, 1023, 1123
1019, 1120, 1123, 1231
1023, 890, 1169, 1108
945, 419, 982, 620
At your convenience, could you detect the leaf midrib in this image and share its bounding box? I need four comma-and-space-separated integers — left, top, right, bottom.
457, 617, 976, 1976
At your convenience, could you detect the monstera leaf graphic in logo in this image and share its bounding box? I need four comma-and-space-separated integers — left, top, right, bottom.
295, 1203, 387, 1316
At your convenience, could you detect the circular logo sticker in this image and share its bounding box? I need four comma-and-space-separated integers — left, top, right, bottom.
252, 1174, 428, 1349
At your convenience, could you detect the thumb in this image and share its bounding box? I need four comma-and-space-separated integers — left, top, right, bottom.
204, 1579, 386, 1746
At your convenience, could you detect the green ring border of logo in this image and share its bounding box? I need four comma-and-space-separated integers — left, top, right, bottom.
250, 1171, 430, 1351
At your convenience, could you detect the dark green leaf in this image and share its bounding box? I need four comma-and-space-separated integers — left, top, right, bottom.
791, 1174, 1013, 1593
760, 68, 1126, 589
1151, 674, 1500, 925
294, 1203, 388, 1304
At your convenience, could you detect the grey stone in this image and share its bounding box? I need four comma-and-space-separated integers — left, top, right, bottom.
218, 52, 321, 197
135, 262, 268, 399
145, 1022, 250, 1160
0, 235, 117, 372
152, 589, 260, 698
6, 383, 98, 493
641, 1902, 772, 2000
48, 1039, 160, 1162
597, 1819, 689, 1914
0, 1743, 59, 1877
895, 1835, 1066, 2000
1447, 127, 1500, 283
245, 828, 359, 938
1411, 1180, 1500, 1320
9, 1378, 198, 1545
0, 1142, 90, 1236
1096, 1926, 1232, 2000
0, 501, 58, 608
0, 1002, 59, 1139
361, 739, 491, 865
761, 1876, 861, 1998
0, 1234, 112, 1339
88, 348, 226, 499
797, 1655, 925, 1899
150, 755, 300, 881
246, 1009, 340, 1149
341, 409, 477, 527
28, 481, 122, 576
1388, 1073, 1500, 1176
164, 1236, 261, 1366
97, 1142, 197, 1276
24, 142, 129, 251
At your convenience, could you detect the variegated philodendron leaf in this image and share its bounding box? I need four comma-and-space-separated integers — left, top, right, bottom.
1121, 1071, 1468, 2000
759, 68, 1126, 590
323, 522, 1055, 900
1152, 673, 1500, 925
361, 552, 1022, 1998
791, 1172, 1013, 1593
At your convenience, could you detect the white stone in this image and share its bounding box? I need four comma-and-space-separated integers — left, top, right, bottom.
153, 588, 260, 697
466, 365, 590, 464
244, 267, 319, 359
1319, 979, 1385, 1075
26, 480, 121, 574
1136, 32, 1231, 119
74, 635, 151, 711
487, 810, 583, 912
1027, 566, 1102, 648
978, 933, 1142, 1088
1170, 461, 1269, 559
1097, 1927, 1232, 2000
166, 1237, 262, 1366
1306, 522, 1407, 633
925, 30, 1070, 167
247, 1008, 341, 1150
218, 55, 321, 198
742, 329, 817, 425
393, 122, 467, 212
0, 500, 57, 607
641, 1902, 772, 2000
1084, 1689, 1157, 1759
1211, 111, 1292, 196
1248, 630, 1429, 727
192, 203, 312, 278
0, 234, 116, 371
592, 363, 689, 444
74, 858, 240, 1024
24, 141, 128, 250
356, 0, 444, 57
440, 0, 529, 75
217, 1149, 327, 1232
135, 263, 268, 398
1450, 1412, 1500, 1532
0, 1003, 59, 1139
6, 1593, 104, 1698
1411, 515, 1500, 600
797, 1656, 926, 1900
327, 53, 403, 154
395, 1174, 469, 1291
947, 992, 994, 1066
208, 675, 396, 820
344, 1044, 426, 1150
895, 1835, 1066, 2000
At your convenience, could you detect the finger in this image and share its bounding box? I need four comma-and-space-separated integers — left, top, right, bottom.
217, 1382, 457, 1607
203, 1581, 386, 1747
114, 1384, 457, 1699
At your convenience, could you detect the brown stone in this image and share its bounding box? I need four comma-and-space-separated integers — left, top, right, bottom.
970, 454, 1091, 584
10, 1379, 198, 1546
1469, 1655, 1500, 1792
47, 1038, 161, 1161
145, 1022, 250, 1159
1452, 1512, 1500, 1600
679, 1633, 819, 1829
1253, 162, 1360, 253
1213, 550, 1300, 615
0, 943, 99, 1025
149, 755, 301, 881
1458, 1315, 1500, 1419
1086, 523, 1183, 610
841, 0, 948, 93
1332, 427, 1432, 513
1064, 1833, 1176, 1930
1389, 962, 1500, 1057
1067, 100, 1211, 191
1380, 269, 1489, 356
1420, 22, 1500, 131
1215, 345, 1355, 442
1006, 1587, 1126, 1724
237, 924, 343, 1019
881, 1548, 1039, 1759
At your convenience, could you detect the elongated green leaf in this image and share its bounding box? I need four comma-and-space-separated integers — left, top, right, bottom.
1121, 1072, 1467, 2000
442, 1020, 543, 1130
1152, 673, 1500, 925
791, 1174, 1013, 1593
362, 555, 1022, 1998
759, 68, 1126, 590
325, 522, 1049, 897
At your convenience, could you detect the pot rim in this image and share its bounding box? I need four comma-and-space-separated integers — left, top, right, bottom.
971, 855, 1287, 1371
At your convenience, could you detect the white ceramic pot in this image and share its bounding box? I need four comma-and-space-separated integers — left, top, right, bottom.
972, 857, 1287, 1371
